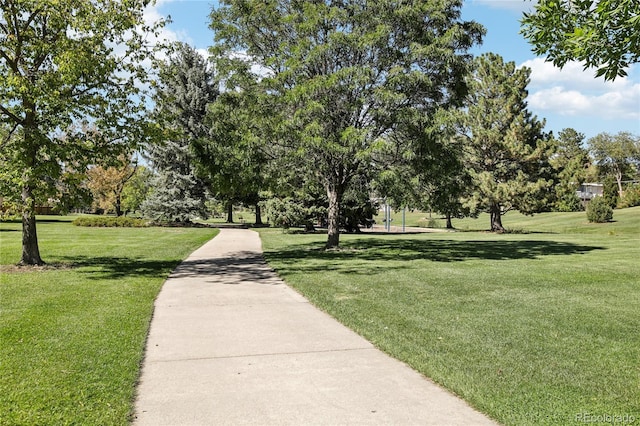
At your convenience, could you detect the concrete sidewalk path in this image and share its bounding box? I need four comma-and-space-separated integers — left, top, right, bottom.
133, 228, 497, 425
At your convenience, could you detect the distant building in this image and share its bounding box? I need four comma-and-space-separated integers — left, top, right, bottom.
576, 183, 604, 201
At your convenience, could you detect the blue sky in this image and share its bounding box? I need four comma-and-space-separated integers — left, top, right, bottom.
148, 0, 640, 142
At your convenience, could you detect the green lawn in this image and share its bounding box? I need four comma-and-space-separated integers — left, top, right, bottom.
2, 210, 638, 425
0, 217, 218, 425
259, 207, 640, 425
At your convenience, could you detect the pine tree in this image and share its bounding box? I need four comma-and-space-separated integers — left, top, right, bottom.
460, 53, 554, 232
551, 128, 590, 212
143, 43, 218, 222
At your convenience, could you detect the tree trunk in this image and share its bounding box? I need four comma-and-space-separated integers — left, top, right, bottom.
226, 202, 234, 223
20, 183, 44, 265
615, 169, 624, 199
114, 193, 123, 217
446, 212, 454, 229
255, 202, 263, 225
20, 120, 44, 266
489, 203, 505, 232
325, 184, 343, 249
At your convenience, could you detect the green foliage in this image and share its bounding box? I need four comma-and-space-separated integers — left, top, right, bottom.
588, 131, 640, 200
72, 216, 150, 228
210, 0, 484, 247
554, 192, 584, 213
143, 43, 216, 223
340, 184, 378, 232
550, 128, 590, 212
618, 183, 640, 208
0, 0, 165, 264
458, 53, 554, 231
265, 197, 323, 231
602, 175, 620, 208
586, 196, 613, 223
121, 166, 153, 215
521, 0, 640, 80
194, 88, 267, 217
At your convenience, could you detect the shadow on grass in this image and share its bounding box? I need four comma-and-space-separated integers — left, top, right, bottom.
264, 238, 605, 275
57, 251, 281, 284
54, 239, 605, 280
56, 256, 181, 279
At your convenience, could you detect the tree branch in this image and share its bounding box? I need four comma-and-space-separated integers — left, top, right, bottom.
0, 103, 24, 125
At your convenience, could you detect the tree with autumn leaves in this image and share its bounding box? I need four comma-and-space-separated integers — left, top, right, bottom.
86, 154, 148, 217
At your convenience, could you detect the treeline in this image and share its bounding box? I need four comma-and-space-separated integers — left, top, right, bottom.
2, 1, 639, 264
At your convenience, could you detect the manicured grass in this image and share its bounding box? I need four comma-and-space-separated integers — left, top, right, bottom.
0, 218, 218, 425
259, 207, 640, 425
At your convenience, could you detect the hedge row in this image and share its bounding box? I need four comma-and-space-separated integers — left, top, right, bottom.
72, 216, 150, 227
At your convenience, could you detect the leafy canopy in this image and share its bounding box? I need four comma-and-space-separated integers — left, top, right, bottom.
210, 0, 484, 247
0, 0, 165, 264
521, 0, 640, 80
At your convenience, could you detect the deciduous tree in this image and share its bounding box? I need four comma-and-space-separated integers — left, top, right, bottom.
86, 155, 138, 217
210, 0, 483, 248
121, 166, 152, 216
521, 0, 640, 80
588, 131, 640, 198
194, 88, 268, 225
0, 0, 164, 264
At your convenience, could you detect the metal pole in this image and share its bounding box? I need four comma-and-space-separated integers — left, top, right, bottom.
385, 204, 389, 232
386, 204, 390, 232
402, 207, 406, 233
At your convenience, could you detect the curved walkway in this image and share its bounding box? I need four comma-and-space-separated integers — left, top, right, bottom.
133, 228, 496, 425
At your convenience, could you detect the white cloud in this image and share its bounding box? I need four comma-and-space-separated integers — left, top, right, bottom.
520, 58, 640, 120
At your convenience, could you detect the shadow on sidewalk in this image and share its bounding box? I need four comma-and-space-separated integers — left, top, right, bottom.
170, 251, 281, 284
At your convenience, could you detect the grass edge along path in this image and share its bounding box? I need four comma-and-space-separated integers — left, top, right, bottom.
259, 207, 640, 426
0, 219, 218, 425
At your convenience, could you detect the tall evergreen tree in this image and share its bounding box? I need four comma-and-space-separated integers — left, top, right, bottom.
459, 53, 554, 232
550, 128, 590, 212
143, 43, 218, 222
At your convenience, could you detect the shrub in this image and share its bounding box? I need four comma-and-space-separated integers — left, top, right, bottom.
586, 196, 613, 223
554, 192, 584, 212
265, 197, 323, 231
618, 184, 640, 208
417, 217, 442, 228
73, 216, 150, 227
602, 176, 619, 208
